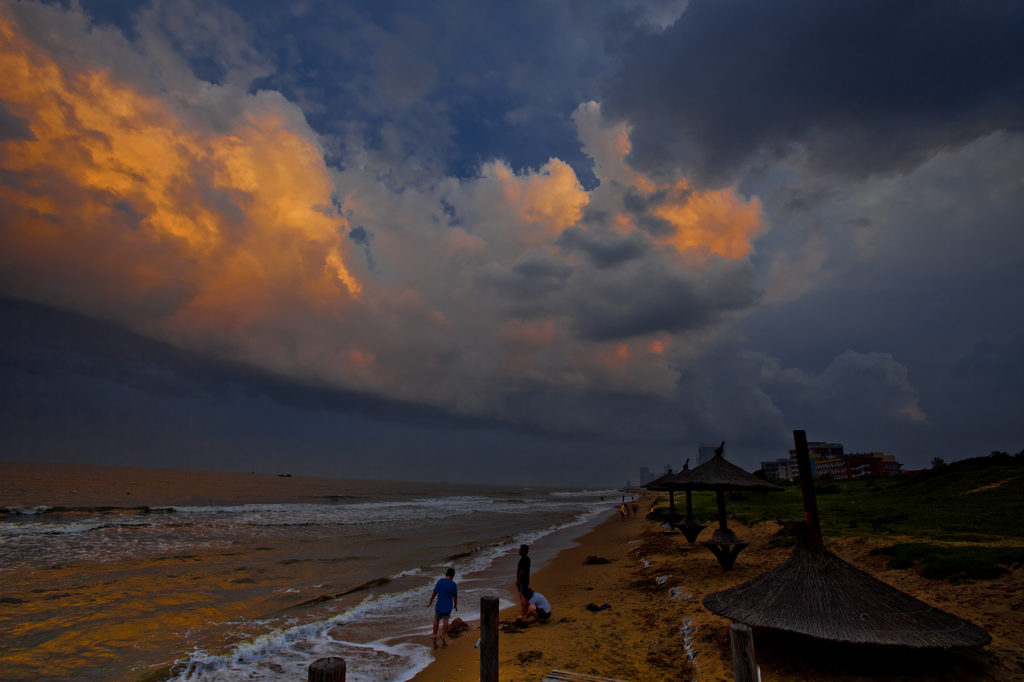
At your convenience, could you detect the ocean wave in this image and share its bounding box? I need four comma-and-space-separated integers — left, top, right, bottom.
2, 505, 174, 516
0, 519, 152, 537
168, 586, 437, 682
548, 488, 620, 498
161, 495, 606, 529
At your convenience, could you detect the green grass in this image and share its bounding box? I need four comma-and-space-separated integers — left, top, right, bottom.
649, 452, 1024, 581
869, 543, 1024, 583
666, 454, 1024, 540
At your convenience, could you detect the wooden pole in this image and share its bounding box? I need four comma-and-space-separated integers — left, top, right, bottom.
793, 429, 823, 544
308, 657, 345, 682
729, 624, 757, 682
716, 490, 727, 530
480, 596, 499, 682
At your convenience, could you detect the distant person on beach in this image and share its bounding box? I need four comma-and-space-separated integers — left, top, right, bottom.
631, 500, 639, 517
619, 503, 627, 521
427, 568, 458, 645
518, 587, 551, 625
516, 544, 531, 616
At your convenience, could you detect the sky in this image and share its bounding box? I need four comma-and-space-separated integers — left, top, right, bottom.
1, 0, 1022, 487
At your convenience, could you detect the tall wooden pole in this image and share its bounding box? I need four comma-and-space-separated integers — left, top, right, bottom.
729, 624, 757, 682
480, 596, 499, 682
716, 490, 727, 531
794, 429, 822, 544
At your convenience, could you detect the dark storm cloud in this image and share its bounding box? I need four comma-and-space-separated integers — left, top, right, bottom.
6, 0, 1020, 483
0, 297, 490, 430
140, 0, 621, 183
348, 225, 376, 272
0, 100, 34, 140
348, 226, 371, 247
602, 0, 1024, 185
555, 227, 647, 268
475, 255, 574, 302
955, 332, 1024, 392
570, 259, 758, 341
619, 187, 677, 237
759, 350, 926, 427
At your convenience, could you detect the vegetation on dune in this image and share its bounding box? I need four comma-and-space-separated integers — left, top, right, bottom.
646, 450, 1024, 582
869, 543, 1024, 583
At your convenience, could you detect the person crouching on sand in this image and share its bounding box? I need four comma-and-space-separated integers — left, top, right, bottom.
428, 568, 458, 646
517, 587, 551, 625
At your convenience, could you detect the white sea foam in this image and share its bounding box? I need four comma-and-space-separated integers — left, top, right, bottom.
164, 495, 609, 682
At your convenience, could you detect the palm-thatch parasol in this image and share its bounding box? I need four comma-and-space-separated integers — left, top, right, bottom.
683, 448, 783, 570
658, 463, 706, 543
702, 522, 991, 647
643, 465, 684, 524
702, 430, 991, 648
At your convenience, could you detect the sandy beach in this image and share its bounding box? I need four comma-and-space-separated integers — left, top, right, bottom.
411, 496, 1024, 682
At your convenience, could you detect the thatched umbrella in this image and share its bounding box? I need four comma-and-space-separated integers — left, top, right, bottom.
702, 522, 991, 647
702, 430, 991, 648
683, 451, 783, 570
659, 463, 706, 543
643, 465, 683, 524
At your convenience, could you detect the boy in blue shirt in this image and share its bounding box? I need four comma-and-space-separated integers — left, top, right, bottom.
427, 567, 458, 645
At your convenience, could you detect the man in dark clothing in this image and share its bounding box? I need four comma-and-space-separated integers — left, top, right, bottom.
516, 544, 531, 617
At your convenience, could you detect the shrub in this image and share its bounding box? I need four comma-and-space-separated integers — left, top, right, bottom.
870, 543, 1024, 583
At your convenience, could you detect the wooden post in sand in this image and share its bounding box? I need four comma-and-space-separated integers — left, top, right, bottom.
480, 596, 499, 682
308, 657, 345, 682
729, 624, 757, 682
793, 429, 823, 544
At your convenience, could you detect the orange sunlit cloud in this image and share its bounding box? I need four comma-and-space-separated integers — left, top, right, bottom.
574, 101, 764, 260
579, 339, 677, 396
488, 158, 589, 233
0, 9, 760, 416
650, 180, 763, 259
647, 339, 666, 354
349, 349, 377, 368
0, 12, 360, 340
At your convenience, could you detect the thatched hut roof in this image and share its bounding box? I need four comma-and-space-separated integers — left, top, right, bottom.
642, 469, 677, 491
678, 454, 782, 492
702, 525, 991, 648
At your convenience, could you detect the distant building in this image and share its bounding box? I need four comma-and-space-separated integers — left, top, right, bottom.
639, 467, 656, 486
762, 444, 903, 480
817, 453, 903, 479
788, 442, 845, 460
760, 460, 782, 479
697, 441, 718, 466
761, 442, 843, 480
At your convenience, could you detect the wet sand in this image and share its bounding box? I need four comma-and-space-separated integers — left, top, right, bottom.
411, 496, 1024, 682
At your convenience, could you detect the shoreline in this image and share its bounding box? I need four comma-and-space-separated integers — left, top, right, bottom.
408, 496, 1024, 682
0, 461, 623, 682
408, 496, 657, 682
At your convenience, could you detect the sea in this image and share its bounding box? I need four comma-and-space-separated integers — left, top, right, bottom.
0, 463, 619, 682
